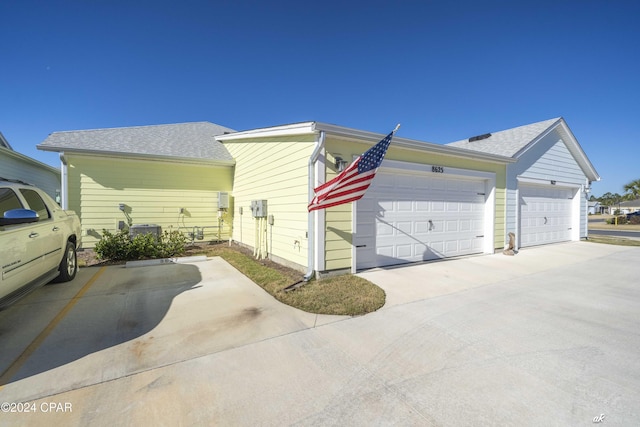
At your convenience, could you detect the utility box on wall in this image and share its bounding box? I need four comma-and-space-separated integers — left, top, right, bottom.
218, 192, 230, 209
250, 200, 267, 218
130, 224, 162, 239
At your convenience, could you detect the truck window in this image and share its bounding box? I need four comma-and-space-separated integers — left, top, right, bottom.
0, 188, 24, 216
19, 189, 51, 220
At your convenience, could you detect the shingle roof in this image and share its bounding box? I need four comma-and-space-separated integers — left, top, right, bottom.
446, 118, 561, 157
619, 198, 640, 208
38, 122, 235, 162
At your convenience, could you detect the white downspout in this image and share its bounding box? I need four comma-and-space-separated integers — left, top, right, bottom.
304, 130, 326, 281
60, 153, 68, 210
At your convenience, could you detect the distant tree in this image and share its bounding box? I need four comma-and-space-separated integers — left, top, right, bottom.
598, 192, 623, 208
623, 179, 640, 199
589, 195, 597, 202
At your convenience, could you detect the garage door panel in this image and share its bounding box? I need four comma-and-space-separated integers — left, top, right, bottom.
377, 222, 394, 236
356, 170, 487, 269
397, 221, 412, 235
396, 244, 412, 258
397, 201, 412, 211
377, 245, 394, 258
416, 201, 430, 211
432, 201, 445, 212
429, 241, 444, 254
459, 239, 472, 251
520, 184, 574, 247
415, 221, 430, 234
459, 203, 473, 212
445, 240, 460, 253
429, 220, 445, 232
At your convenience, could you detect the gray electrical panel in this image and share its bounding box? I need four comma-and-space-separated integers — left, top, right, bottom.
250, 200, 267, 218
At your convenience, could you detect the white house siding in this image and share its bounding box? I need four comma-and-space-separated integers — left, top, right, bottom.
506, 128, 589, 247
223, 135, 315, 271
0, 147, 60, 198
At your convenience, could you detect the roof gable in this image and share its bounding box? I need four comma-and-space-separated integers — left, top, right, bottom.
447, 118, 560, 157
37, 122, 235, 162
447, 118, 599, 181
619, 198, 640, 208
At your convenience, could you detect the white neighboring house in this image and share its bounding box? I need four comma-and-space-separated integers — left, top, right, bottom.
0, 132, 61, 200
611, 199, 640, 215
448, 118, 600, 249
588, 201, 608, 215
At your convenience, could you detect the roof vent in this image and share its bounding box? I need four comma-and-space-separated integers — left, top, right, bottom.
468, 133, 492, 142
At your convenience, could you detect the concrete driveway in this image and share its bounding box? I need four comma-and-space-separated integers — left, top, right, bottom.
1, 242, 640, 426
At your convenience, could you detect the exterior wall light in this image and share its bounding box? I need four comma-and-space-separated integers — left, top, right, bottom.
335, 157, 348, 172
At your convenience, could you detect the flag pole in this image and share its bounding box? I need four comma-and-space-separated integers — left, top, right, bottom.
393, 123, 401, 133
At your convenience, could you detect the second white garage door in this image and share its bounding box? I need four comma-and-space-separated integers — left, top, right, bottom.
519, 184, 575, 247
355, 169, 488, 269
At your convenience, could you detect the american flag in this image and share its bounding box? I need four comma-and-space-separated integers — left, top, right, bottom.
308, 127, 398, 212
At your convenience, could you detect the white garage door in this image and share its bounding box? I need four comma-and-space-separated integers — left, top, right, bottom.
519, 184, 575, 247
355, 170, 487, 269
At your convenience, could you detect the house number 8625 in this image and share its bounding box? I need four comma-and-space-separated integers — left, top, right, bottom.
432, 166, 444, 173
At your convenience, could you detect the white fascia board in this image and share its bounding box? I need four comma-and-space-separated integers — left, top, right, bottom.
215, 122, 317, 141
216, 121, 513, 163
0, 132, 12, 150
557, 120, 601, 182
314, 122, 515, 164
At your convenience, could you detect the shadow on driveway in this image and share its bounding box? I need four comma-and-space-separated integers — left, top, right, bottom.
0, 263, 201, 386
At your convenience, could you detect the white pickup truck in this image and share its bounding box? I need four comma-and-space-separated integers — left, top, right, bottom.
0, 178, 81, 309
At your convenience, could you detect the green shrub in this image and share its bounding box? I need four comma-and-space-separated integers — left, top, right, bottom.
629, 215, 640, 225
128, 232, 161, 259
94, 229, 131, 260
159, 230, 187, 257
94, 229, 187, 261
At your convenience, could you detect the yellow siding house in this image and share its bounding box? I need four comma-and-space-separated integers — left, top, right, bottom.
37, 118, 597, 278
217, 122, 513, 277
38, 122, 235, 248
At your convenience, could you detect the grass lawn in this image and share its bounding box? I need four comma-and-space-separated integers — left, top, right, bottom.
185, 243, 386, 316
585, 235, 640, 247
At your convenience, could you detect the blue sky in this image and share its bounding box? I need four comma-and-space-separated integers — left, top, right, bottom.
2, 0, 638, 197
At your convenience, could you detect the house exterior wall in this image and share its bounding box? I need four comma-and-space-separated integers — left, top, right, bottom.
506, 128, 590, 243
323, 136, 507, 271
1, 147, 60, 198
66, 154, 233, 248
223, 135, 316, 271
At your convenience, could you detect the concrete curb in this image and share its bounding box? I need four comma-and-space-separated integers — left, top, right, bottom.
125, 256, 208, 268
